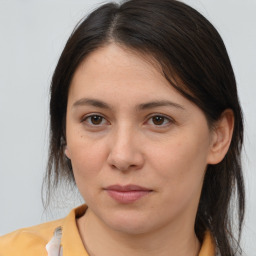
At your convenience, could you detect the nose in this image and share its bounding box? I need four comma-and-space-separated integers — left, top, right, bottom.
107, 125, 144, 172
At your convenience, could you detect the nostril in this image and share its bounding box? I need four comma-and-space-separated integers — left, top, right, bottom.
110, 162, 142, 172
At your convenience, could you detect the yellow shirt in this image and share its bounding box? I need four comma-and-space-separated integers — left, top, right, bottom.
0, 205, 215, 256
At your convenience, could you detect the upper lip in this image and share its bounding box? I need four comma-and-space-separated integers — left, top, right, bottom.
105, 184, 152, 192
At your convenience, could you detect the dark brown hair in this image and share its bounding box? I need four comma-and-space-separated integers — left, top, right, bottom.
44, 0, 245, 255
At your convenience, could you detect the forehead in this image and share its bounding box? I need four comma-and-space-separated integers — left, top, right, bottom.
74, 44, 164, 82
69, 44, 182, 101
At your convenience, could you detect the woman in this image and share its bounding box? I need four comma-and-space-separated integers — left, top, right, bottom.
0, 0, 245, 255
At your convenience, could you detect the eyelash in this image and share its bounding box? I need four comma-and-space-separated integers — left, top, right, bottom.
81, 113, 174, 128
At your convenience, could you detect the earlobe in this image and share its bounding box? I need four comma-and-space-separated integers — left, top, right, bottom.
207, 109, 234, 165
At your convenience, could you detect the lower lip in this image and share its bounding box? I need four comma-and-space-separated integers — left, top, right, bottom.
106, 190, 152, 203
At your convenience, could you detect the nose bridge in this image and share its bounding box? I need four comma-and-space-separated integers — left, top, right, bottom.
107, 122, 144, 171
115, 122, 133, 147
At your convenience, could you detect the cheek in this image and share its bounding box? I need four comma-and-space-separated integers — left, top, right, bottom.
69, 144, 107, 204
67, 133, 108, 189
145, 136, 209, 221
148, 131, 209, 195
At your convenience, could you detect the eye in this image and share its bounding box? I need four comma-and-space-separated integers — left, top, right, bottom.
82, 114, 108, 126
147, 115, 173, 127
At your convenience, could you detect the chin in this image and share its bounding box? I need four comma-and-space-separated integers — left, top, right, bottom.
101, 210, 158, 235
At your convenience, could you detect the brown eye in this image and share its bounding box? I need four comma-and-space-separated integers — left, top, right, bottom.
84, 115, 107, 126
90, 115, 103, 125
147, 115, 172, 127
152, 116, 165, 125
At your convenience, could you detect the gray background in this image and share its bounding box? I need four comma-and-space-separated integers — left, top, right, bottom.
0, 0, 255, 255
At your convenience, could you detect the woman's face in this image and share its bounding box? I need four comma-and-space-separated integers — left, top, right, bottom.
65, 44, 215, 235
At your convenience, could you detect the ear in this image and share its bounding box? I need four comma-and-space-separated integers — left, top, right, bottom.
207, 109, 234, 165
64, 146, 71, 159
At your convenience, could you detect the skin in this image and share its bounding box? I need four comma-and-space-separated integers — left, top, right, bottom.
65, 44, 234, 256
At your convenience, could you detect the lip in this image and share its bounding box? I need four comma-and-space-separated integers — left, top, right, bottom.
104, 184, 153, 204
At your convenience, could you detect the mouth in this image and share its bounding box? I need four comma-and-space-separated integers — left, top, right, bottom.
104, 184, 153, 204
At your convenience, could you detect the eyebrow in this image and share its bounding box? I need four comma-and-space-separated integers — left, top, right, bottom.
137, 100, 185, 111
72, 98, 185, 111
73, 98, 111, 109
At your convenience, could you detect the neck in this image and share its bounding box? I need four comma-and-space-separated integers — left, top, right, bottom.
77, 208, 200, 256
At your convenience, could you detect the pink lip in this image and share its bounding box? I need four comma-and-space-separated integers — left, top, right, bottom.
104, 184, 153, 204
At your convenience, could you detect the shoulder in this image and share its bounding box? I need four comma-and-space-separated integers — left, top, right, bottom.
0, 218, 64, 256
